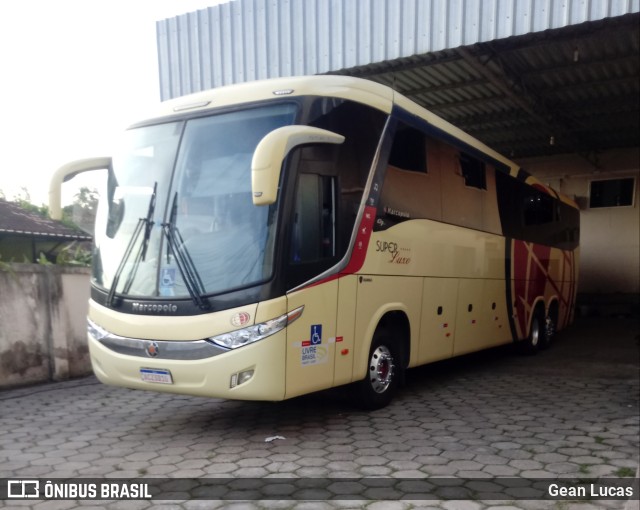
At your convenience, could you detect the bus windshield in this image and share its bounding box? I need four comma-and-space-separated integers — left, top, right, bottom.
92, 103, 298, 301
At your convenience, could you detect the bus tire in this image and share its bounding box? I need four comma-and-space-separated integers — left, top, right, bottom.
539, 305, 557, 350
355, 329, 401, 410
519, 308, 545, 355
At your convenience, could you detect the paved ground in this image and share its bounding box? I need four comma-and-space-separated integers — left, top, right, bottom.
1, 317, 638, 509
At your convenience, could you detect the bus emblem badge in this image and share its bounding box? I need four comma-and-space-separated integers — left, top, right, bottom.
146, 342, 160, 358
231, 312, 251, 327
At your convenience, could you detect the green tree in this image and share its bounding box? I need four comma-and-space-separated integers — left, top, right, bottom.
62, 186, 99, 233
12, 187, 49, 217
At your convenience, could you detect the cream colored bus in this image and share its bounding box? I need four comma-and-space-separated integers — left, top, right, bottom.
50, 75, 579, 409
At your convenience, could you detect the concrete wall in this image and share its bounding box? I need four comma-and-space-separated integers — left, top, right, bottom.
518, 148, 639, 295
0, 264, 91, 388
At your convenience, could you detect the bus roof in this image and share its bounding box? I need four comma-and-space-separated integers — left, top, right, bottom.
149, 75, 394, 119
143, 75, 578, 209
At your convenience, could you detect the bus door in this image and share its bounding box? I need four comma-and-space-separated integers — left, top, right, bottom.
286, 282, 338, 399
284, 170, 340, 398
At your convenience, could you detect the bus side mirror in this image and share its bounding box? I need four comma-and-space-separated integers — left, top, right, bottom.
251, 126, 344, 205
49, 157, 112, 220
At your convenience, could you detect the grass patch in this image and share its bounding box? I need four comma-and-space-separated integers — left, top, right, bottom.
614, 467, 636, 477
578, 464, 590, 475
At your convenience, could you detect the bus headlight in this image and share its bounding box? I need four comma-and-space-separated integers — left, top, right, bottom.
88, 318, 109, 342
209, 306, 304, 350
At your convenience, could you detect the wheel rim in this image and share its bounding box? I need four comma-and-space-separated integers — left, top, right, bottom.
368, 345, 394, 394
545, 316, 555, 340
530, 317, 540, 346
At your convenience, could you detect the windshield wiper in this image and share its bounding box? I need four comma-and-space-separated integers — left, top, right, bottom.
162, 192, 210, 310
107, 182, 157, 307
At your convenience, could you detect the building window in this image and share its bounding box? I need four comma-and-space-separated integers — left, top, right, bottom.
589, 178, 635, 208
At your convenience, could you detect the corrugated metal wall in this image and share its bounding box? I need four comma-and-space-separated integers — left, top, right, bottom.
157, 0, 640, 100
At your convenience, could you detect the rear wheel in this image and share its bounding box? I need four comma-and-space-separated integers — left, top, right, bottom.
355, 329, 402, 410
519, 308, 545, 355
539, 305, 558, 350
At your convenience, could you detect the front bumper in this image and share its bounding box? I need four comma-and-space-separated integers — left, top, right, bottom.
88, 328, 286, 400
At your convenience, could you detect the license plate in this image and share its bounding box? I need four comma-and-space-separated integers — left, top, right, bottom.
140, 368, 173, 384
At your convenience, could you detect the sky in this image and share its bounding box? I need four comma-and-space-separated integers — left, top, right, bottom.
0, 0, 225, 206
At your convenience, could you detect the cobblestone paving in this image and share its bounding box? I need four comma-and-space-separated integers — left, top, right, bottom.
1, 318, 638, 510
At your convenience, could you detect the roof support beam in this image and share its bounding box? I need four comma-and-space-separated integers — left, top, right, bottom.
331, 51, 461, 79
538, 75, 640, 97
453, 110, 536, 129
421, 94, 508, 112
488, 12, 640, 55
455, 46, 599, 167
400, 76, 487, 98
521, 54, 639, 80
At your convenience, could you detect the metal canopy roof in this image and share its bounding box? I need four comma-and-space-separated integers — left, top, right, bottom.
330, 13, 639, 165
157, 1, 639, 167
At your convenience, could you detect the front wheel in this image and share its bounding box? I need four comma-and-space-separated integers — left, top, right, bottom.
354, 329, 402, 410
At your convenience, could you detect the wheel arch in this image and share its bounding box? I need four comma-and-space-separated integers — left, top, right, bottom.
378, 310, 410, 370
547, 297, 560, 322
526, 298, 547, 339
354, 304, 411, 381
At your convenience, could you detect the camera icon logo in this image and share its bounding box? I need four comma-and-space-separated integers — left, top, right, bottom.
7, 480, 40, 498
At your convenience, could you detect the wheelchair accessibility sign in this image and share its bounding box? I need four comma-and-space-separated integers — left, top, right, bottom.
301, 324, 327, 366
310, 325, 322, 345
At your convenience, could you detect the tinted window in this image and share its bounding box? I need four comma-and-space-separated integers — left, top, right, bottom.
286, 99, 387, 288
291, 174, 336, 264
388, 124, 427, 173
495, 171, 579, 250
524, 190, 555, 226
460, 153, 486, 189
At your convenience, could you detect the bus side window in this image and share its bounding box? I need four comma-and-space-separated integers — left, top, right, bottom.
459, 153, 486, 190
291, 173, 336, 264
523, 191, 554, 226
377, 123, 439, 228
388, 124, 427, 173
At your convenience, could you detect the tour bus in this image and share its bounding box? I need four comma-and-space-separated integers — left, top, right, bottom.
50, 75, 579, 409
